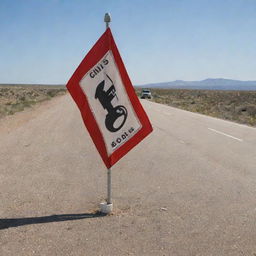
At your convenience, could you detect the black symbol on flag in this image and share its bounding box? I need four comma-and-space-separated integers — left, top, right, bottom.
95, 75, 128, 132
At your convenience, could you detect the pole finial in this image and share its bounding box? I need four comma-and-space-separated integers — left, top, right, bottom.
104, 13, 111, 29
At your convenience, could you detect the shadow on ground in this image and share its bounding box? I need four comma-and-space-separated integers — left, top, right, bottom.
0, 212, 106, 230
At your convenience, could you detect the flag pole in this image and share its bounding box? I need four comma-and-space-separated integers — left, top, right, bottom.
100, 13, 113, 214
104, 12, 112, 205
107, 168, 112, 205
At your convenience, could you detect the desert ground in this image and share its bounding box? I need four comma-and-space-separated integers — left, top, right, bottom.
0, 84, 66, 119
1, 85, 255, 128
136, 88, 256, 127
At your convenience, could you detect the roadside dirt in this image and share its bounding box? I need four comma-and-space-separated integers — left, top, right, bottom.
136, 88, 256, 126
0, 85, 66, 119
0, 93, 66, 135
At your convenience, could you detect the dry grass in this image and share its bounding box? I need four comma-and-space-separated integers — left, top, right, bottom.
2, 85, 255, 127
136, 88, 256, 126
0, 85, 66, 118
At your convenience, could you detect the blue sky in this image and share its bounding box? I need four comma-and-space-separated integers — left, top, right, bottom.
0, 0, 255, 85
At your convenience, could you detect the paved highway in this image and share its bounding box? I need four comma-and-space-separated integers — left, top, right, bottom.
0, 94, 256, 255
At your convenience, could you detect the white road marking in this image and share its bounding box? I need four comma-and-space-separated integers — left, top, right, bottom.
208, 128, 243, 142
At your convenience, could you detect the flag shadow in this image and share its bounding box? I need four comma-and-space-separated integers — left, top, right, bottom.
0, 211, 106, 230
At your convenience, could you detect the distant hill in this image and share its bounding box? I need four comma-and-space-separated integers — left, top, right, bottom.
137, 78, 256, 91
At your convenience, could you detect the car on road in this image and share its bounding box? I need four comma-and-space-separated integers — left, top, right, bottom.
140, 88, 152, 99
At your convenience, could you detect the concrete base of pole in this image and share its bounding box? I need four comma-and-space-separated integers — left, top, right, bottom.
99, 202, 113, 214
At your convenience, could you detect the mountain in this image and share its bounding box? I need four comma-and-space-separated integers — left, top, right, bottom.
137, 78, 256, 91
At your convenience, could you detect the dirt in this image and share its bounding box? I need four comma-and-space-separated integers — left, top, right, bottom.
0, 84, 66, 119
137, 88, 256, 126
2, 85, 256, 127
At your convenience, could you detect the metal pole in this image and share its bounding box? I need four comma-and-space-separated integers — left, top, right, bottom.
107, 168, 112, 204
105, 12, 112, 206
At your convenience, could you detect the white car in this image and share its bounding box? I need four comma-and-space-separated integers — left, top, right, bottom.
140, 89, 152, 99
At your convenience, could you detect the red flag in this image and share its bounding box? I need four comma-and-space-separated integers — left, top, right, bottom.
66, 28, 152, 168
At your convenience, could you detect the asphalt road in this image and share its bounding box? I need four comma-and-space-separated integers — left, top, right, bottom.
0, 94, 256, 256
